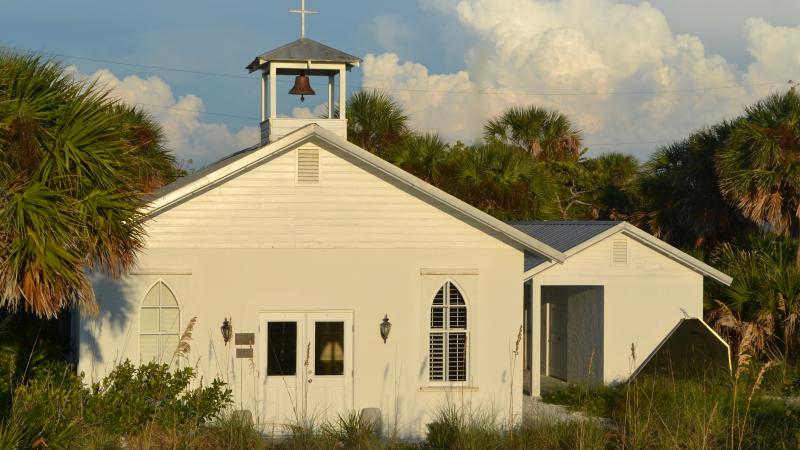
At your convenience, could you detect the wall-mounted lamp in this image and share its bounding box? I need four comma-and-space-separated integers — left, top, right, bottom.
380, 314, 392, 344
221, 318, 233, 345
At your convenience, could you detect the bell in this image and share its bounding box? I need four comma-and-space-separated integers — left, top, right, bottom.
289, 73, 315, 102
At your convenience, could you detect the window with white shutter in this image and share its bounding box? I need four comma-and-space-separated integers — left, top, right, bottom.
429, 282, 468, 382
140, 281, 180, 364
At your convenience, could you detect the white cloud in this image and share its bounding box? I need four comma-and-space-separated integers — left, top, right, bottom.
291, 103, 330, 119
367, 0, 800, 158
367, 14, 415, 52
66, 66, 258, 165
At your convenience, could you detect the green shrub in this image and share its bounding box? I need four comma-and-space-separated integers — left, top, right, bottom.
516, 418, 610, 450
2, 359, 232, 447
86, 360, 232, 434
7, 365, 87, 449
425, 404, 505, 450
317, 410, 379, 449
425, 404, 462, 449
541, 382, 622, 417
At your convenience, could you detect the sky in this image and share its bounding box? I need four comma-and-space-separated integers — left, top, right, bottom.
3, 0, 800, 166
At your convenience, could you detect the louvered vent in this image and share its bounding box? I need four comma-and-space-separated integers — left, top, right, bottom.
296, 148, 319, 185
612, 239, 627, 264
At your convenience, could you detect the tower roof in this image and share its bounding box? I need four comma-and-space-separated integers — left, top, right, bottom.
247, 37, 361, 72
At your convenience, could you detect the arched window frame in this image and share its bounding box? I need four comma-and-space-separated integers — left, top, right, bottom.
139, 280, 182, 365
428, 280, 469, 383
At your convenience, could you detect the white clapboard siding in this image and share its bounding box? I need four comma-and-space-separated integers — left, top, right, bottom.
146, 143, 509, 249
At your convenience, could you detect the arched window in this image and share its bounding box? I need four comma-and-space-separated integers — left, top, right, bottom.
429, 281, 467, 382
140, 281, 180, 364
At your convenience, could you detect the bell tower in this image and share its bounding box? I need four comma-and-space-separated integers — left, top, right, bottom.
246, 1, 361, 144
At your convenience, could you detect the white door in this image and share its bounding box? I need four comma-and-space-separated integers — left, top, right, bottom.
547, 301, 568, 380
261, 311, 353, 433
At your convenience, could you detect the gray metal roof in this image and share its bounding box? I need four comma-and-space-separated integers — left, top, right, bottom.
509, 221, 621, 270
247, 38, 361, 72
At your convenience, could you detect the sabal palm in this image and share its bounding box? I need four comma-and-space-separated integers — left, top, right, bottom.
390, 133, 447, 184
717, 89, 800, 264
583, 153, 641, 219
708, 238, 800, 364
634, 123, 748, 249
346, 90, 409, 157
0, 53, 177, 317
444, 143, 557, 220
484, 106, 582, 161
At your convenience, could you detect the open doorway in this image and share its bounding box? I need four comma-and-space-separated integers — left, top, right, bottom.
540, 286, 604, 384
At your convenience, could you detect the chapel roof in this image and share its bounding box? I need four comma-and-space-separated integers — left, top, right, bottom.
143, 124, 566, 263
247, 37, 361, 72
508, 221, 621, 271
509, 220, 732, 285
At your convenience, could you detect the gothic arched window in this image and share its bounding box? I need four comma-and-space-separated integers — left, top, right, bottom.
429, 281, 468, 382
139, 281, 180, 364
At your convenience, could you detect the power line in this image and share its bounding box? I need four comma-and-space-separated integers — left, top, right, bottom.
3, 45, 792, 97
359, 81, 787, 97
587, 140, 666, 147
130, 101, 256, 121
1, 45, 786, 147
2, 45, 255, 80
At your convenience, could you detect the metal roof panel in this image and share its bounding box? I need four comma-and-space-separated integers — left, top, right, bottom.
247, 38, 361, 71
509, 221, 621, 270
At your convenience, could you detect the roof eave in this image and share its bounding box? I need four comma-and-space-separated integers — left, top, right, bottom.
521, 222, 733, 285
618, 223, 733, 285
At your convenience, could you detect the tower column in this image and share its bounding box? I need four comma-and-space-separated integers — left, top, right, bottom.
328, 75, 334, 119
261, 72, 267, 122
338, 67, 346, 119
269, 64, 277, 119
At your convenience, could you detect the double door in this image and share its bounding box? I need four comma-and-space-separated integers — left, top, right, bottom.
260, 311, 353, 432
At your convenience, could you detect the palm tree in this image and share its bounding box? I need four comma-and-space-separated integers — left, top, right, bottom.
0, 53, 178, 318
707, 237, 800, 369
114, 105, 179, 193
717, 89, 800, 265
345, 90, 409, 157
443, 143, 557, 220
390, 133, 448, 184
484, 106, 582, 161
583, 153, 641, 220
634, 123, 749, 250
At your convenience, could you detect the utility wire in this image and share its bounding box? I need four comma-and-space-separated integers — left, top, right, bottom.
2, 45, 255, 80
3, 45, 790, 147
3, 45, 792, 97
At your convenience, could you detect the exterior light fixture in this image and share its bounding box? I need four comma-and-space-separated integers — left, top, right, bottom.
380, 315, 392, 343
221, 318, 233, 345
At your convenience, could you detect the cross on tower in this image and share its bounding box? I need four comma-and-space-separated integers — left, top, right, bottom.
289, 0, 318, 39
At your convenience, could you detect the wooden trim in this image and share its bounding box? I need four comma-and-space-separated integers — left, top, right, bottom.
130, 268, 192, 276
418, 385, 479, 392
420, 268, 479, 276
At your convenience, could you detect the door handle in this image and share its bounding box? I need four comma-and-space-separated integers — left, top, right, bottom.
307, 379, 313, 383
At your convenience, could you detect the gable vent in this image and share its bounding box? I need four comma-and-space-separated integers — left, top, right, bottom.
612, 239, 627, 264
296, 148, 319, 185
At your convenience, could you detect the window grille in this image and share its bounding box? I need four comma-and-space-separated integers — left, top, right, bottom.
140, 281, 180, 364
429, 282, 468, 381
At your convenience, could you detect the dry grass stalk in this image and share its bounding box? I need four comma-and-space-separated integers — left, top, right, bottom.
172, 317, 197, 363
508, 325, 523, 430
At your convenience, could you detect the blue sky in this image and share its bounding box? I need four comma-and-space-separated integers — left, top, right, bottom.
3, 0, 800, 165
